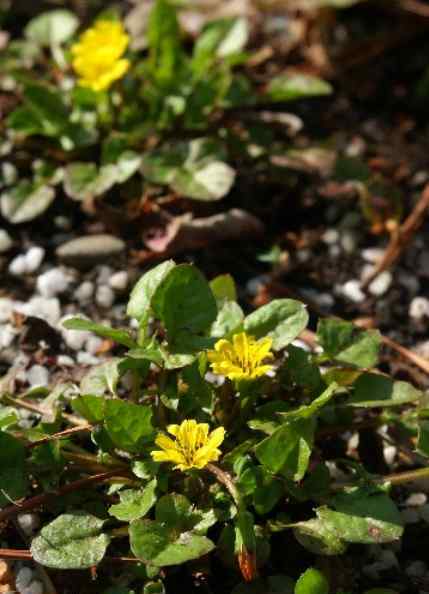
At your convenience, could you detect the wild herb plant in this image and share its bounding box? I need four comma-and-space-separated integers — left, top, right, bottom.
1, 260, 427, 593
0, 0, 332, 223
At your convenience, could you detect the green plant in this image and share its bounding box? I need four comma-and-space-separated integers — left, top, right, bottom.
0, 260, 427, 592
0, 1, 332, 222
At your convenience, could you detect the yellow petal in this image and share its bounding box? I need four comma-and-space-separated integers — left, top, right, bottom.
154, 433, 178, 452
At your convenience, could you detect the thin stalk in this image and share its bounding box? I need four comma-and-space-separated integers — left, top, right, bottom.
206, 463, 241, 507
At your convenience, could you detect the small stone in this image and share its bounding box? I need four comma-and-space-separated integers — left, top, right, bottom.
96, 285, 115, 308
411, 170, 429, 187
328, 244, 341, 258
15, 567, 33, 590
85, 335, 103, 355
341, 279, 366, 303
77, 351, 99, 366
368, 271, 392, 296
0, 324, 15, 348
17, 512, 40, 536
24, 246, 45, 272
246, 275, 269, 296
96, 265, 113, 285
36, 268, 71, 298
27, 365, 49, 388
109, 270, 129, 291
57, 354, 75, 367
54, 215, 71, 230
0, 229, 12, 253
340, 230, 357, 254
56, 234, 125, 268
361, 247, 385, 264
383, 445, 397, 466
17, 297, 61, 327
23, 580, 44, 594
74, 280, 94, 303
9, 247, 44, 275
405, 493, 427, 507
409, 297, 429, 321
321, 228, 339, 245
0, 298, 14, 322
406, 560, 427, 578
61, 325, 90, 351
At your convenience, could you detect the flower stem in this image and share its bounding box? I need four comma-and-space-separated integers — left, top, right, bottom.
378, 466, 429, 486
206, 463, 241, 507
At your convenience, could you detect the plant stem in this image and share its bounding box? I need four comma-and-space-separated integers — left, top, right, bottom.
379, 466, 429, 486
0, 548, 141, 564
0, 469, 129, 523
206, 463, 241, 507
25, 425, 92, 449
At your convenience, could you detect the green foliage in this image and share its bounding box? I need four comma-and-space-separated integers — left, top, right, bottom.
295, 568, 329, 594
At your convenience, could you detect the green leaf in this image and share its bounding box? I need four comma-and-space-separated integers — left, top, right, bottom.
237, 466, 284, 515
0, 407, 19, 430
244, 299, 309, 351
127, 260, 176, 321
71, 395, 105, 423
417, 420, 429, 457
317, 319, 381, 368
194, 18, 248, 64
210, 300, 244, 338
130, 494, 215, 566
80, 359, 120, 397
109, 480, 157, 521
31, 512, 109, 569
152, 264, 217, 337
279, 383, 338, 421
348, 373, 421, 408
0, 432, 28, 506
104, 400, 153, 453
295, 568, 329, 594
147, 0, 184, 87
282, 345, 324, 394
210, 274, 237, 302
0, 180, 55, 223
293, 518, 347, 556
62, 318, 136, 349
25, 10, 79, 46
63, 163, 118, 201
255, 418, 314, 481
267, 74, 332, 102
142, 138, 235, 201
315, 487, 403, 544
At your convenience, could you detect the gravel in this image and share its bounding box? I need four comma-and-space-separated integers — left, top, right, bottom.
95, 285, 115, 308
36, 267, 71, 298
74, 280, 94, 303
27, 365, 49, 387
109, 270, 129, 291
0, 229, 13, 252
17, 296, 61, 327
340, 279, 366, 303
15, 566, 33, 591
361, 247, 385, 263
0, 324, 15, 348
0, 297, 14, 322
56, 234, 125, 268
9, 246, 45, 275
17, 512, 40, 536
368, 271, 393, 296
409, 296, 429, 321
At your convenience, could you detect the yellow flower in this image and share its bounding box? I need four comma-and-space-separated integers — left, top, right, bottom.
71, 20, 130, 92
151, 419, 225, 471
207, 332, 274, 381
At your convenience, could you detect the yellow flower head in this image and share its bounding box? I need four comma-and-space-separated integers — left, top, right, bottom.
71, 20, 130, 92
151, 419, 225, 472
207, 332, 274, 381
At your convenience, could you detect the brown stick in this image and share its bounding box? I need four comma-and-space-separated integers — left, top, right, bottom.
361, 183, 429, 289
26, 425, 93, 449
0, 549, 141, 564
0, 469, 127, 523
400, 0, 429, 17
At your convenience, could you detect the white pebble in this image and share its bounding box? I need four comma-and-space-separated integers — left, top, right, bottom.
16, 566, 33, 590
329, 244, 341, 258
17, 512, 40, 536
409, 297, 429, 321
17, 296, 61, 327
0, 323, 16, 348
9, 246, 45, 275
340, 231, 357, 254
96, 285, 115, 308
85, 335, 103, 355
57, 354, 75, 367
27, 365, 49, 388
0, 297, 14, 322
96, 265, 113, 285
341, 280, 366, 303
61, 327, 90, 351
361, 247, 385, 264
74, 280, 94, 303
22, 580, 44, 594
368, 271, 392, 296
0, 229, 13, 252
36, 268, 71, 298
25, 246, 45, 272
321, 228, 339, 245
296, 249, 311, 263
77, 351, 99, 366
109, 270, 129, 291
405, 493, 427, 507
383, 445, 397, 466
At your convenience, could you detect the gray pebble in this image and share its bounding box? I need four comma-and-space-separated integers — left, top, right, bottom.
56, 234, 125, 268
405, 493, 427, 507
0, 229, 13, 252
27, 365, 49, 388
96, 285, 115, 308
409, 297, 429, 321
368, 271, 392, 296
37, 267, 71, 298
74, 280, 94, 303
109, 270, 129, 291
